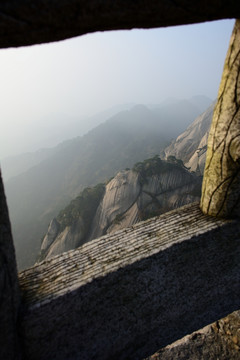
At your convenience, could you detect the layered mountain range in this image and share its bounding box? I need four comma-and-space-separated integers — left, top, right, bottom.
2, 96, 213, 269
39, 100, 215, 261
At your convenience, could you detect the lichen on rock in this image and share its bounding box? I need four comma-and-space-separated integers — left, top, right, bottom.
201, 19, 240, 218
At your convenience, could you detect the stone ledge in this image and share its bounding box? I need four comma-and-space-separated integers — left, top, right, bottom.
145, 310, 240, 359
18, 202, 240, 359
19, 202, 231, 307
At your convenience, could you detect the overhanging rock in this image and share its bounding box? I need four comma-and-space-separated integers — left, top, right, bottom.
0, 0, 240, 48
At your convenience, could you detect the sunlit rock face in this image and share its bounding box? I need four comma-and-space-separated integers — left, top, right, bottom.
201, 20, 240, 218
41, 218, 59, 252
165, 102, 215, 174
44, 217, 85, 258
88, 170, 141, 240
39, 158, 201, 261
185, 131, 209, 174
98, 166, 200, 236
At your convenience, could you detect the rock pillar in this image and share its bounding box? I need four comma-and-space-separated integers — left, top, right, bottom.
0, 171, 21, 359
201, 19, 240, 217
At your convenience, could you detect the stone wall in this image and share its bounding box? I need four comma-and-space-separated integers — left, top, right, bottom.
19, 203, 240, 359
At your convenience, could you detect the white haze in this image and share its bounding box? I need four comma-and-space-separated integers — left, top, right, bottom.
0, 19, 235, 160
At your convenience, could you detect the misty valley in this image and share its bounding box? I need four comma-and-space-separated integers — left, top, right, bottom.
2, 96, 214, 270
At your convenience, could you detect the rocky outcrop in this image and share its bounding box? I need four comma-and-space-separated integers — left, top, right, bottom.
39, 157, 201, 261
40, 218, 59, 253
201, 19, 240, 218
93, 163, 200, 238
41, 217, 85, 259
164, 102, 215, 174
88, 170, 141, 240
38, 183, 105, 261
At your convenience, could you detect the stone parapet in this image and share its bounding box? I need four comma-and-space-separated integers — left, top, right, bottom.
19, 202, 240, 359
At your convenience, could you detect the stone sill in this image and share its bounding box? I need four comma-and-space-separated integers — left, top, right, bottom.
19, 202, 232, 306
18, 202, 240, 359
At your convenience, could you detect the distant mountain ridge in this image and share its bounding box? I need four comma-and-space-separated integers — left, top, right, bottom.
1, 95, 212, 182
39, 99, 215, 261
1, 103, 136, 181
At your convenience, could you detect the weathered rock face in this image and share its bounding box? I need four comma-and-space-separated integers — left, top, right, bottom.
41, 218, 59, 252
201, 19, 240, 218
38, 183, 105, 261
39, 218, 87, 261
88, 170, 141, 240
43, 217, 85, 259
146, 310, 240, 360
185, 131, 209, 174
97, 165, 200, 236
164, 102, 215, 173
39, 158, 201, 261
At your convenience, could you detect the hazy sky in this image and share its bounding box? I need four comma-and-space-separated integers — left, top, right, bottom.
0, 19, 235, 159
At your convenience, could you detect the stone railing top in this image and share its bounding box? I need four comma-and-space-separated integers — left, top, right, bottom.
19, 202, 233, 309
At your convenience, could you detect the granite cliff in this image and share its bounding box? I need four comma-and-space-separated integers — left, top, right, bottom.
164, 102, 215, 174
39, 157, 201, 260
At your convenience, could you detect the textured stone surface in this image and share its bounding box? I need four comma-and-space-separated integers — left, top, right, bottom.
0, 172, 20, 360
88, 170, 140, 240
201, 20, 240, 217
145, 310, 240, 360
186, 131, 209, 174
164, 102, 214, 173
41, 218, 59, 252
0, 1, 240, 49
19, 203, 240, 360
90, 167, 200, 239
45, 217, 86, 258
